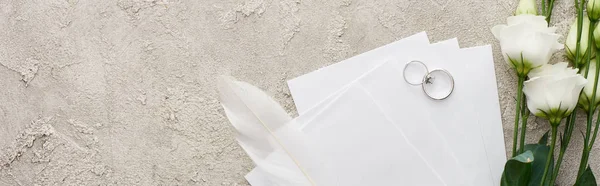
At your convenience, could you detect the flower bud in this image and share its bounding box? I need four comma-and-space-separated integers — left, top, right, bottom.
566, 16, 595, 65
578, 59, 600, 112
515, 0, 537, 15
589, 0, 600, 21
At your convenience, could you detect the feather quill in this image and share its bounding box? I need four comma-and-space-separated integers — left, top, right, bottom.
218, 76, 315, 186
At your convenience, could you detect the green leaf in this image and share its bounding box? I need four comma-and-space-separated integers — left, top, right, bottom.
575, 167, 597, 186
538, 131, 549, 145
501, 151, 534, 186
524, 144, 553, 186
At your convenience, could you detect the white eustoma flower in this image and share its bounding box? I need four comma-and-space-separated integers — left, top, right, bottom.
492, 15, 563, 76
516, 0, 537, 15
523, 62, 587, 125
565, 16, 593, 64
578, 59, 600, 112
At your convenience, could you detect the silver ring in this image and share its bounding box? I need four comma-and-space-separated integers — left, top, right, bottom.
403, 60, 429, 85
421, 69, 454, 100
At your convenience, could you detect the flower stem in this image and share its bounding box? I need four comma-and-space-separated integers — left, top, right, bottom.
570, 0, 588, 179
588, 46, 600, 150
577, 20, 599, 178
578, 147, 590, 177
584, 23, 596, 143
584, 22, 596, 78
512, 76, 525, 157
577, 46, 600, 178
541, 125, 559, 186
575, 0, 585, 67
551, 112, 577, 185
546, 0, 556, 24
590, 101, 600, 149
519, 93, 529, 154
577, 110, 600, 177
542, 0, 546, 17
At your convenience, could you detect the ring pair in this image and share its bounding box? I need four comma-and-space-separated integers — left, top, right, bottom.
403, 60, 454, 100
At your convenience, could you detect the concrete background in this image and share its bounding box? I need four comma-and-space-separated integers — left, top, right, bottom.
0, 0, 595, 185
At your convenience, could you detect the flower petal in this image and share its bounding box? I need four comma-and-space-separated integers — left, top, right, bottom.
507, 15, 548, 29
491, 25, 507, 39
564, 75, 588, 112
528, 62, 576, 78
524, 77, 552, 117
581, 59, 600, 105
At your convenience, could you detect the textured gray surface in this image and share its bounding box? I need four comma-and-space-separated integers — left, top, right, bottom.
0, 0, 596, 185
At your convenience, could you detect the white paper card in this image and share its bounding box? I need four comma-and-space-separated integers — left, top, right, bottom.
245, 37, 506, 186
276, 84, 452, 186
245, 37, 464, 185
287, 46, 505, 186
358, 46, 496, 186
287, 32, 431, 114
462, 46, 506, 184
294, 46, 505, 186
287, 38, 505, 186
275, 59, 475, 185
245, 37, 463, 185
289, 37, 460, 115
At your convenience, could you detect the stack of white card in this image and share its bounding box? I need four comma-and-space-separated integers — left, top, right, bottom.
219, 32, 506, 186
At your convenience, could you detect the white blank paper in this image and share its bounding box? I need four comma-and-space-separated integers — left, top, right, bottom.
286, 44, 505, 185
241, 32, 506, 185
276, 84, 451, 186
287, 32, 431, 114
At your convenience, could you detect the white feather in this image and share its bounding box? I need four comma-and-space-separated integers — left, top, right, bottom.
218, 76, 314, 186
247, 149, 315, 185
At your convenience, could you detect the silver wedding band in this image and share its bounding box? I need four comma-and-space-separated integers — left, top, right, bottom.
403, 61, 454, 100
403, 60, 429, 85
